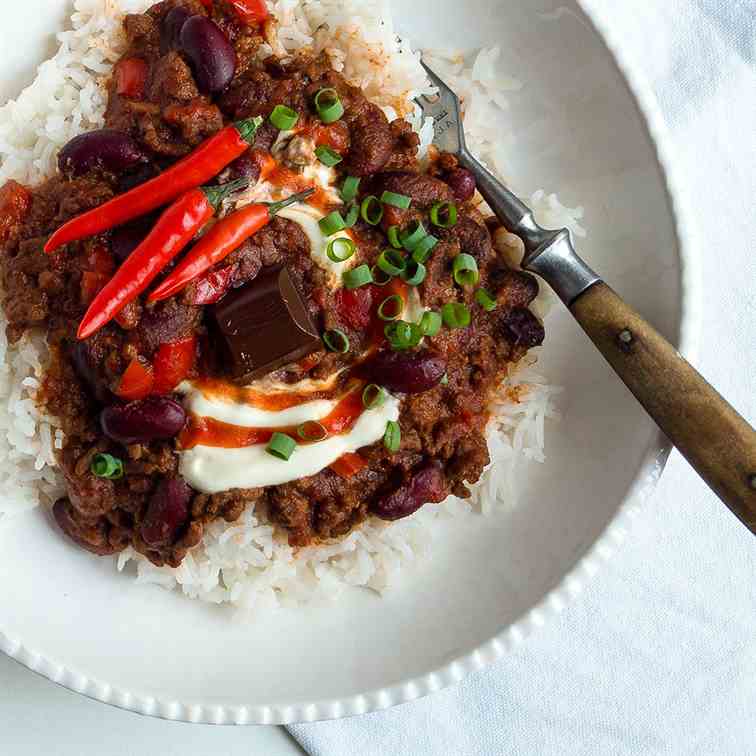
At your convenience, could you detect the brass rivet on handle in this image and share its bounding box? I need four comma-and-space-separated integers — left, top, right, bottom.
617, 328, 634, 353
748, 474, 756, 491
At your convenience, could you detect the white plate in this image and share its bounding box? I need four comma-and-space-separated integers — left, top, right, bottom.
0, 0, 699, 724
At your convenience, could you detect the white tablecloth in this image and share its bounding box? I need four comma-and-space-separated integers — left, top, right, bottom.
290, 1, 756, 753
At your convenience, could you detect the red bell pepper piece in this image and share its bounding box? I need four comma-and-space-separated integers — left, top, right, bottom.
336, 287, 374, 330
0, 180, 31, 244
228, 0, 269, 24
77, 179, 246, 340
148, 188, 314, 302
115, 58, 148, 99
44, 117, 262, 254
116, 357, 154, 401
152, 336, 197, 394
329, 452, 368, 479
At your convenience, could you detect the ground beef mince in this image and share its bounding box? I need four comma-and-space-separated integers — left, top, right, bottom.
0, 0, 545, 566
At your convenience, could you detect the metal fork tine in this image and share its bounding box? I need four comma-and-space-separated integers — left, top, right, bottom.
415, 59, 465, 154
418, 59, 453, 95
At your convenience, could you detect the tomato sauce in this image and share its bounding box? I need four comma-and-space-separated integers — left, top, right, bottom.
180, 385, 366, 449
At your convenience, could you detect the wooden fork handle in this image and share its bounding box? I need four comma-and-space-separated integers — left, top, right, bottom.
570, 282, 756, 533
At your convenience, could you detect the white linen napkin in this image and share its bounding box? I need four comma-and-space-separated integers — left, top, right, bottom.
289, 1, 756, 753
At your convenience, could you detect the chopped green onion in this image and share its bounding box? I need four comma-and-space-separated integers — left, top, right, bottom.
441, 302, 471, 329
377, 248, 406, 277
323, 328, 350, 353
343, 202, 359, 228
401, 259, 426, 286
360, 195, 383, 225
371, 264, 392, 286
341, 176, 360, 203
269, 105, 299, 130
419, 310, 442, 337
314, 88, 345, 124
342, 264, 373, 290
452, 253, 480, 286
430, 200, 458, 228
383, 420, 401, 452
440, 373, 449, 386
377, 294, 405, 321
380, 190, 412, 210
326, 237, 356, 263
387, 225, 402, 249
384, 320, 422, 350
319, 210, 346, 236
475, 288, 497, 312
399, 220, 426, 251
297, 421, 328, 442
91, 453, 123, 480
315, 145, 342, 166
411, 234, 439, 264
266, 432, 297, 460
362, 383, 387, 410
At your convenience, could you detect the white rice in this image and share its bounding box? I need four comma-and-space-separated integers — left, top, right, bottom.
0, 0, 582, 612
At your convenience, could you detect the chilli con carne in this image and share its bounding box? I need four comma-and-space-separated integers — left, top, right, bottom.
0, 0, 545, 567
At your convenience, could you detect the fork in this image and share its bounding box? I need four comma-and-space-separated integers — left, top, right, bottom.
416, 61, 756, 534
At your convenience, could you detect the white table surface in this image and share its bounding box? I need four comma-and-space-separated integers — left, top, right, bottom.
0, 652, 304, 755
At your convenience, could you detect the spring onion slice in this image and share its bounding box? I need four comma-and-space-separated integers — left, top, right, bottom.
441, 302, 471, 329
411, 234, 439, 263
377, 248, 406, 277
399, 220, 426, 251
269, 105, 299, 130
371, 264, 392, 286
452, 253, 480, 286
387, 225, 402, 249
430, 200, 458, 228
319, 211, 346, 236
419, 310, 442, 337
91, 453, 123, 480
360, 195, 384, 225
341, 176, 360, 203
377, 294, 404, 321
401, 259, 426, 286
266, 432, 297, 460
384, 320, 422, 350
323, 329, 350, 353
343, 202, 359, 228
440, 372, 449, 386
362, 384, 387, 410
380, 190, 412, 210
342, 264, 373, 290
475, 288, 497, 311
383, 420, 401, 452
326, 237, 356, 263
314, 88, 345, 124
315, 145, 342, 166
297, 421, 328, 442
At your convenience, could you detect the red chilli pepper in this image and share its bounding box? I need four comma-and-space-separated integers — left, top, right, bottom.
44, 116, 262, 254
153, 336, 197, 395
77, 179, 246, 340
148, 187, 314, 302
189, 264, 237, 305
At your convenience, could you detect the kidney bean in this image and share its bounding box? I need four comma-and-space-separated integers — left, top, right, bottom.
367, 349, 447, 394
500, 307, 545, 348
161, 6, 193, 55
70, 341, 111, 404
180, 16, 237, 94
372, 463, 447, 521
141, 477, 192, 547
100, 396, 186, 445
116, 162, 160, 194
444, 167, 476, 203
110, 214, 157, 263
58, 129, 146, 177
